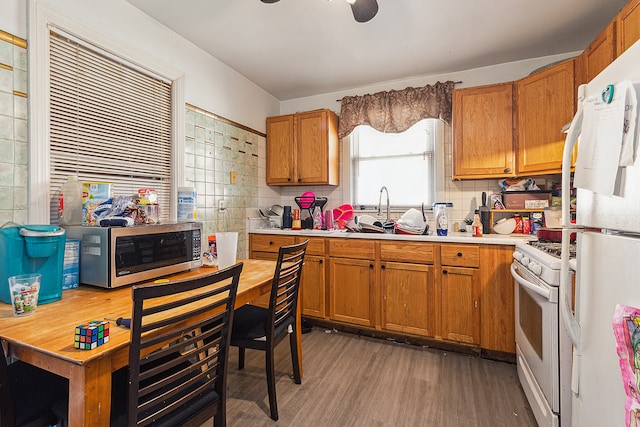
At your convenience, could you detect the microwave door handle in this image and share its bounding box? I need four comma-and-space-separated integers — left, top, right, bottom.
510, 264, 551, 300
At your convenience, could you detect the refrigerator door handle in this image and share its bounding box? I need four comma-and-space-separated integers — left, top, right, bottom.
560, 227, 582, 396
510, 264, 551, 300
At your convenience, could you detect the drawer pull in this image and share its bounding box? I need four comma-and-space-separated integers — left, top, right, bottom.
457, 252, 462, 257
319, 259, 323, 265
443, 270, 448, 274
381, 264, 386, 270
369, 264, 374, 269
269, 241, 273, 245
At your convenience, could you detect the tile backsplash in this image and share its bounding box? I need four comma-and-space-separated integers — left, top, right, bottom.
0, 30, 27, 226
185, 105, 264, 258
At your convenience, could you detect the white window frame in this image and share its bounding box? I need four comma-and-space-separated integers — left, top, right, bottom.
342, 119, 446, 210
28, 1, 185, 224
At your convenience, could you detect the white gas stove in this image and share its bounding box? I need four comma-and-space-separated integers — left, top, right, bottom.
511, 239, 575, 427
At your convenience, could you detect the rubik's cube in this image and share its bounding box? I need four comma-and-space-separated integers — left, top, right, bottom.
74, 320, 110, 350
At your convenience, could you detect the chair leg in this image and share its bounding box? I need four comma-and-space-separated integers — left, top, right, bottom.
265, 348, 278, 421
290, 327, 301, 384
214, 409, 225, 427
238, 347, 245, 370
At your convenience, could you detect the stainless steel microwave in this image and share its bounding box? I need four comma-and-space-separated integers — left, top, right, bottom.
65, 222, 203, 288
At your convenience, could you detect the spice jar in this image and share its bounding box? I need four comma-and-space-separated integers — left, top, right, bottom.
292, 209, 301, 230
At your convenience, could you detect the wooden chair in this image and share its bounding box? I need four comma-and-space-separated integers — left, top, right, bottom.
110, 262, 243, 427
229, 240, 308, 421
0, 340, 68, 427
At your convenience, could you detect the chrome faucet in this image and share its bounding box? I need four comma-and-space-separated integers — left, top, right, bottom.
377, 186, 390, 223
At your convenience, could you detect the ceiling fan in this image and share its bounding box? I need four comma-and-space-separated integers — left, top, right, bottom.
260, 0, 379, 23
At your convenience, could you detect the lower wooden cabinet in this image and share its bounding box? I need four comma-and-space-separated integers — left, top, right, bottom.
251, 233, 515, 355
381, 261, 435, 337
329, 257, 375, 327
300, 254, 326, 319
440, 266, 481, 345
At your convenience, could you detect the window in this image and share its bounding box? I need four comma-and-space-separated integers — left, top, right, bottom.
349, 119, 438, 208
47, 29, 173, 223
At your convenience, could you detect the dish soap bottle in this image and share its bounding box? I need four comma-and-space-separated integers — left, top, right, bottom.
434, 202, 449, 236
472, 210, 483, 237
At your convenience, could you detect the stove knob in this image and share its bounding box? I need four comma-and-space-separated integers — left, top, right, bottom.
520, 256, 530, 267
513, 251, 523, 261
529, 261, 542, 276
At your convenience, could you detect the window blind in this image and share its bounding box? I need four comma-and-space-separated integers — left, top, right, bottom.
48, 30, 172, 223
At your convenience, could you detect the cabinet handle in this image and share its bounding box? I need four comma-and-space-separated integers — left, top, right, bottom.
457, 252, 462, 257
269, 241, 273, 246
474, 300, 479, 308
369, 264, 374, 269
381, 264, 386, 270
287, 178, 291, 182
319, 259, 323, 265
297, 178, 302, 182
443, 270, 448, 274
504, 167, 511, 173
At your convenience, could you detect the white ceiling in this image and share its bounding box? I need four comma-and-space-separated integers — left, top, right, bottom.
126, 0, 628, 101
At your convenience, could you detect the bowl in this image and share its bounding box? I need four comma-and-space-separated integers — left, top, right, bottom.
493, 218, 517, 235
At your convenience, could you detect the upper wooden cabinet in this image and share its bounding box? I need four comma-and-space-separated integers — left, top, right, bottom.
452, 83, 516, 179
617, 0, 640, 55
516, 59, 576, 175
266, 109, 340, 186
578, 21, 617, 86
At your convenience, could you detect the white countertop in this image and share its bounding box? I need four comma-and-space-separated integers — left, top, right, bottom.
249, 226, 533, 246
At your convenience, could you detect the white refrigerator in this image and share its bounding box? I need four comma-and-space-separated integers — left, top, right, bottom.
561, 39, 640, 426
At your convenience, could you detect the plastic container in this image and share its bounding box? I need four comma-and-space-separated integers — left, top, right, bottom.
177, 187, 196, 222
9, 274, 41, 316
58, 175, 84, 225
216, 232, 238, 270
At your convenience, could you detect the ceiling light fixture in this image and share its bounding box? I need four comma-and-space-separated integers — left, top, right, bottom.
260, 0, 379, 23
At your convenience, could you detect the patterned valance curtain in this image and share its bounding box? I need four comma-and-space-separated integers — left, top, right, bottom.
337, 81, 456, 139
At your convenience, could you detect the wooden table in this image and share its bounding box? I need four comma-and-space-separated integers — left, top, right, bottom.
0, 259, 300, 427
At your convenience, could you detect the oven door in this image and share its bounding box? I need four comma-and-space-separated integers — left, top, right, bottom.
511, 261, 560, 425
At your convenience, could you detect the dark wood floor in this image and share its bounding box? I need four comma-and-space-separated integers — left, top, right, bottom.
222, 328, 537, 427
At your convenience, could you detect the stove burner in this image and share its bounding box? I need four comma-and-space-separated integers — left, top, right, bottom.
527, 240, 576, 259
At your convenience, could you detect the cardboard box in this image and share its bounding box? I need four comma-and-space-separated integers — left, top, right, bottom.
501, 191, 552, 210
82, 182, 112, 225
63, 239, 80, 290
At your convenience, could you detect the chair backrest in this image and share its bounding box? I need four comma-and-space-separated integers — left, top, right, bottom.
0, 342, 16, 426
266, 240, 308, 341
126, 262, 243, 427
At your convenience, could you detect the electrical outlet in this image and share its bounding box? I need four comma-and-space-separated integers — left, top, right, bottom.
218, 200, 226, 211
230, 171, 237, 184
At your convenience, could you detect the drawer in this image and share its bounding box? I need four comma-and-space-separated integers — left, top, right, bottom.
380, 241, 434, 264
297, 237, 325, 256
250, 234, 296, 253
329, 239, 375, 260
440, 244, 480, 268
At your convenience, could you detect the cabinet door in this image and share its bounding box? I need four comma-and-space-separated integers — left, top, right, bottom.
617, 0, 640, 55
381, 261, 435, 337
440, 266, 480, 345
329, 257, 375, 327
516, 59, 576, 175
452, 83, 515, 179
479, 245, 515, 354
301, 255, 326, 319
266, 114, 296, 185
579, 21, 617, 85
296, 110, 339, 185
